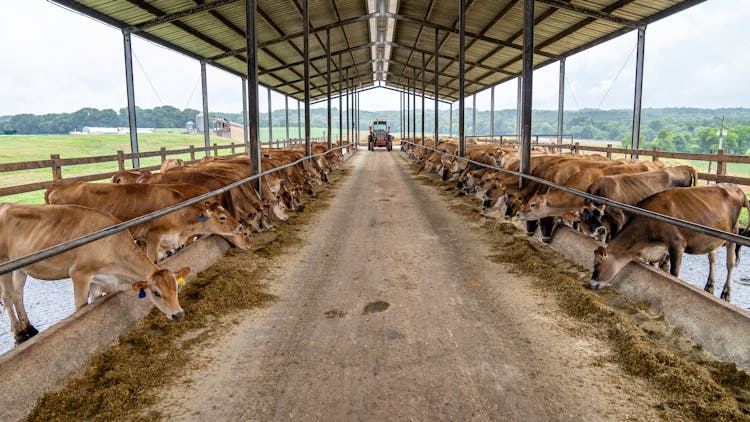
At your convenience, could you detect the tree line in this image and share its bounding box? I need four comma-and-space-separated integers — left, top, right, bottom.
3, 106, 750, 155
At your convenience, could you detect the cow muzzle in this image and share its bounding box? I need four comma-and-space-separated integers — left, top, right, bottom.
171, 310, 185, 320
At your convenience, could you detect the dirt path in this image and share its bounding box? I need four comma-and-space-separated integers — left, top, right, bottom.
152, 149, 668, 421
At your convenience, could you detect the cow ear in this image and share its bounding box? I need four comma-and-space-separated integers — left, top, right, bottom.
132, 281, 148, 291
595, 246, 607, 258
204, 201, 213, 208
178, 267, 192, 278
208, 201, 220, 210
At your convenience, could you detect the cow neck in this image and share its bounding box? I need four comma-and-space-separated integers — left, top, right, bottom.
122, 240, 162, 281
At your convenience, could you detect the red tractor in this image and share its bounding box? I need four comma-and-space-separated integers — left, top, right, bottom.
368, 120, 392, 151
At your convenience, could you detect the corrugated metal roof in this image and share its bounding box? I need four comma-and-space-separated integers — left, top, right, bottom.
51, 0, 707, 102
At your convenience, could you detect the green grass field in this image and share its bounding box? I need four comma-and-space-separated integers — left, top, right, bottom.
0, 128, 337, 204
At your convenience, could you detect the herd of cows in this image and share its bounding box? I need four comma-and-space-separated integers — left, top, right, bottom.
0, 143, 344, 344
403, 139, 749, 303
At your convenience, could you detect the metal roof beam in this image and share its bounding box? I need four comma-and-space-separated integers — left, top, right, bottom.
259, 14, 375, 49
273, 58, 489, 91
124, 0, 240, 33
384, 12, 557, 59
535, 0, 637, 28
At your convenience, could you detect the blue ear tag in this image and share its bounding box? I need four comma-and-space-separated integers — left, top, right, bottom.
198, 215, 207, 222
138, 288, 146, 299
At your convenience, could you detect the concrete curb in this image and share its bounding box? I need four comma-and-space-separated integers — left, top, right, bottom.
549, 227, 750, 371
0, 235, 231, 422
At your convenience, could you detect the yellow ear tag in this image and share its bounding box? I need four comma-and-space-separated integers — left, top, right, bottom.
177, 277, 186, 286
602, 252, 608, 259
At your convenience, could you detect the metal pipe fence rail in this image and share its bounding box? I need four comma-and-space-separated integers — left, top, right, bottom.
0, 144, 351, 277
401, 140, 750, 248
465, 134, 575, 144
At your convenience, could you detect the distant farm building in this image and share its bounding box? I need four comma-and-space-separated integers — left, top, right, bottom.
69, 127, 154, 135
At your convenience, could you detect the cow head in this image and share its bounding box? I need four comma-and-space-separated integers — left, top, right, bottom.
133, 267, 190, 320
517, 193, 547, 221
589, 246, 627, 290
579, 203, 607, 241
200, 202, 252, 249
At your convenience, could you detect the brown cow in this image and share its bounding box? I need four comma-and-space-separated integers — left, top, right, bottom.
45, 182, 251, 262
0, 203, 189, 342
579, 165, 699, 241
590, 184, 750, 301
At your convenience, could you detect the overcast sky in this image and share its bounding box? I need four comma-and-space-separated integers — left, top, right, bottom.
1, 0, 749, 116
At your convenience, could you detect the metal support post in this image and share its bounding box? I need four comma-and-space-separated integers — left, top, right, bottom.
421, 52, 426, 145
267, 86, 273, 148
458, 0, 465, 157
326, 28, 332, 150
520, 0, 534, 187
412, 70, 416, 141
297, 101, 301, 140
434, 27, 439, 145
285, 95, 289, 146
490, 86, 495, 142
339, 53, 343, 146
201, 60, 211, 157
122, 31, 140, 168
406, 82, 410, 140
450, 105, 453, 138
242, 77, 249, 154
516, 76, 523, 140
346, 69, 350, 147
631, 26, 646, 157
303, 0, 311, 156
472, 94, 476, 138
246, 0, 261, 193
557, 57, 565, 145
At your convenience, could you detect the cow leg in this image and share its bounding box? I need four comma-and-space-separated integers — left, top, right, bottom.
668, 245, 685, 278
11, 271, 38, 341
721, 243, 736, 301
539, 217, 556, 243
1, 271, 37, 343
704, 249, 716, 294
70, 269, 94, 310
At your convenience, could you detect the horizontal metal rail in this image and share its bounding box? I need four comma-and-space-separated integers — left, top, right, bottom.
0, 145, 349, 277
402, 140, 750, 248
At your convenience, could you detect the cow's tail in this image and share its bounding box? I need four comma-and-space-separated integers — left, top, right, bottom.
735, 191, 750, 263
690, 166, 699, 187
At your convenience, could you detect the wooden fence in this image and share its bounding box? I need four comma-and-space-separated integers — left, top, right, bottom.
549, 143, 750, 186
0, 137, 334, 198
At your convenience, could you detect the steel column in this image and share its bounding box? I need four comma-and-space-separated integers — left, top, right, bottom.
520, 0, 534, 187
516, 76, 523, 139
450, 105, 453, 138
246, 0, 261, 192
285, 95, 289, 146
267, 86, 272, 147
346, 69, 350, 147
122, 31, 140, 168
490, 86, 495, 142
242, 77, 249, 154
631, 26, 646, 157
303, 0, 311, 156
297, 101, 301, 140
412, 70, 416, 141
557, 57, 566, 145
326, 28, 332, 150
400, 91, 403, 140
434, 27, 439, 146
201, 60, 211, 157
472, 94, 476, 138
458, 0, 465, 157
356, 90, 360, 148
421, 52, 426, 145
339, 53, 343, 146
406, 82, 410, 140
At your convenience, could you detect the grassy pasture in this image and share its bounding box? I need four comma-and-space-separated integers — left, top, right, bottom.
0, 128, 337, 204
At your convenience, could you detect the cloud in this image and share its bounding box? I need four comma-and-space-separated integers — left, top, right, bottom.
1, 0, 749, 116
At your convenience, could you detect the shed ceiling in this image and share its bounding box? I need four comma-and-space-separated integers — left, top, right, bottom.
51, 0, 707, 102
